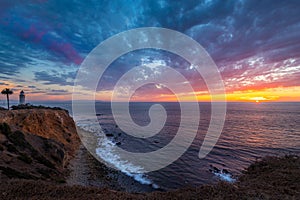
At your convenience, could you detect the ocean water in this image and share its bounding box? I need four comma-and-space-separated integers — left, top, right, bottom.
39, 101, 300, 190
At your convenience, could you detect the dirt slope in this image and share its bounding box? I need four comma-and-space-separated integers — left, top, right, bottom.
0, 109, 80, 182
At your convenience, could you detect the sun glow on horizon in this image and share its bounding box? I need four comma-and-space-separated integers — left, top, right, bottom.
2, 85, 299, 103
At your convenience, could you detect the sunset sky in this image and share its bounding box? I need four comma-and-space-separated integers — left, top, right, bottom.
0, 0, 299, 103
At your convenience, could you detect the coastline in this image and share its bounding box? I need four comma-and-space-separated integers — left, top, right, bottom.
0, 107, 299, 199
66, 143, 158, 193
1, 155, 299, 199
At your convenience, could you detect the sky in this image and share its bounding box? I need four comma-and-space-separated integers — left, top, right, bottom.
0, 0, 299, 102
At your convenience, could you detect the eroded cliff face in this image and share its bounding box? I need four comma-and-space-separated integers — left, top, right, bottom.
0, 109, 80, 182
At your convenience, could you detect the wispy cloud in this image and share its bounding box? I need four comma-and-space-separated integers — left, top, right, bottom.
33, 70, 76, 86
0, 0, 299, 101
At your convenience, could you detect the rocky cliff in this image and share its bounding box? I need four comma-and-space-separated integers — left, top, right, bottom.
0, 108, 299, 199
0, 108, 80, 182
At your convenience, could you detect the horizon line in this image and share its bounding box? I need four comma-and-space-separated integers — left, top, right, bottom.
5, 100, 300, 103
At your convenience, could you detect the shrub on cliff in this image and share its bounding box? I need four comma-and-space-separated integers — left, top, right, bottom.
11, 104, 68, 113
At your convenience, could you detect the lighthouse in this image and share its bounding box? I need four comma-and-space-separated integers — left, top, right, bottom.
19, 90, 25, 105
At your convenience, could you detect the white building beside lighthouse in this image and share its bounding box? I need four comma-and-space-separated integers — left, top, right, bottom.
19, 90, 25, 105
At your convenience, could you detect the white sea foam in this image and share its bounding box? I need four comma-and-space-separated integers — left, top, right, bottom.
76, 119, 159, 189
213, 171, 236, 183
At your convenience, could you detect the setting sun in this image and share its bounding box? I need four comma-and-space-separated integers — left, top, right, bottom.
250, 97, 266, 103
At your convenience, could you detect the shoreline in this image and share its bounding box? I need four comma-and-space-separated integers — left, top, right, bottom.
1, 107, 299, 199
1, 155, 299, 199
66, 144, 158, 193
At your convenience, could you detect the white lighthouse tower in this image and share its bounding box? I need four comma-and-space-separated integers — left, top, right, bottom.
19, 90, 25, 105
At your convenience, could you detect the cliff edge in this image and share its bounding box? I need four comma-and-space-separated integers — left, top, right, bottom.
0, 108, 299, 199
0, 108, 80, 182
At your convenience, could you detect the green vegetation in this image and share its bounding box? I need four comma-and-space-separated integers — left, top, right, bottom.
11, 104, 68, 113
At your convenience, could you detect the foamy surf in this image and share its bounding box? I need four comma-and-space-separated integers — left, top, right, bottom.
209, 165, 236, 183
76, 119, 159, 189
213, 171, 236, 183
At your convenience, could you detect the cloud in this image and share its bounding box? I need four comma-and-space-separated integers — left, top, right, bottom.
177, 0, 300, 64
28, 90, 46, 94
50, 89, 68, 93
0, 0, 299, 99
0, 7, 83, 65
0, 82, 9, 86
34, 70, 76, 86
46, 89, 71, 96
223, 57, 300, 92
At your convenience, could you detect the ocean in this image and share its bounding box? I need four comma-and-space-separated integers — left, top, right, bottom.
35, 101, 300, 190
